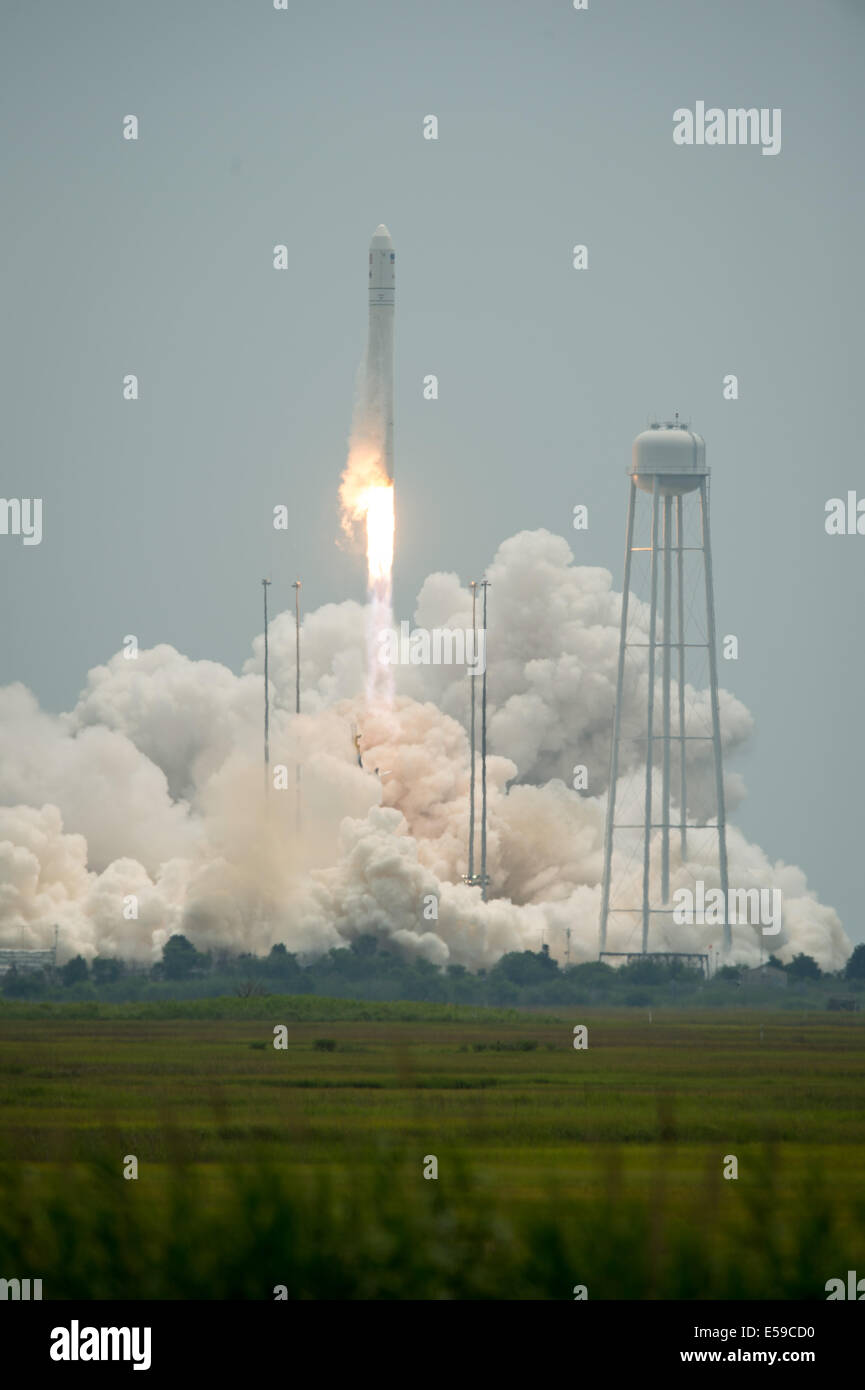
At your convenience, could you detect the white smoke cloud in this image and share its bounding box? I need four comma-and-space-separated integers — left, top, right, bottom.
0, 531, 850, 972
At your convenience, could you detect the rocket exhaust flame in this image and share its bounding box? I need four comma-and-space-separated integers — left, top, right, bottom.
338, 450, 394, 703
339, 223, 396, 707
365, 482, 394, 584
338, 446, 393, 573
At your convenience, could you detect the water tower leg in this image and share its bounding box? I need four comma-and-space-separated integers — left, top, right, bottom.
599, 479, 636, 955
661, 493, 673, 902
677, 494, 687, 862
641, 477, 661, 955
699, 479, 731, 954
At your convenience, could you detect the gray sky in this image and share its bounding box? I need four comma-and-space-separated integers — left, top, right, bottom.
1, 0, 862, 942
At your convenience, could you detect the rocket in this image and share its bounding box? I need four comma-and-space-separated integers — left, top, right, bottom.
367, 224, 395, 481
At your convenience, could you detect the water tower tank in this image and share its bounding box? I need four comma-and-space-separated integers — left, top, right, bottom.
629, 420, 707, 494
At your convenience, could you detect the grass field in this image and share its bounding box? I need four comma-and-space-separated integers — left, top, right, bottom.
1, 1001, 863, 1298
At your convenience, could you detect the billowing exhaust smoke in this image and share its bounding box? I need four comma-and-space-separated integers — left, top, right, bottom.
0, 530, 850, 971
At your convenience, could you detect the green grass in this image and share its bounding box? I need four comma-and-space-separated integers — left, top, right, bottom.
0, 1007, 863, 1297
0, 994, 545, 1023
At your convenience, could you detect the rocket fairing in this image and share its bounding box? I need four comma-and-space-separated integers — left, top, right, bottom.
367, 223, 395, 481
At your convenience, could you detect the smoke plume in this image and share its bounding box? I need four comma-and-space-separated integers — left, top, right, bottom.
0, 530, 850, 972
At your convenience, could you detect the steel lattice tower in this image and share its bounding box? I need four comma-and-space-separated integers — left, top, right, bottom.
599, 420, 730, 957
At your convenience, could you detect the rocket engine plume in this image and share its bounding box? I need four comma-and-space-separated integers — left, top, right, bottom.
339, 224, 396, 707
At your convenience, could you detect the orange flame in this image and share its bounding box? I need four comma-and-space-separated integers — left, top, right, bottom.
339, 446, 394, 584
339, 445, 395, 705
365, 484, 394, 582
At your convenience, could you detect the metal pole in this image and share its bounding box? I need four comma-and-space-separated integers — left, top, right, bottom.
293, 580, 302, 832
480, 579, 490, 901
599, 478, 637, 954
468, 580, 477, 884
699, 480, 730, 953
262, 579, 271, 796
293, 580, 301, 715
641, 477, 661, 954
677, 494, 687, 862
661, 493, 672, 902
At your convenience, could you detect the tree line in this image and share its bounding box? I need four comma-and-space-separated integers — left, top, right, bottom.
3, 936, 863, 1008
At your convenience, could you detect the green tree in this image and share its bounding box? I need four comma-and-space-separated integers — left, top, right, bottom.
264, 944, 302, 982
2, 966, 48, 998
91, 957, 124, 986
621, 958, 668, 985
489, 950, 558, 989
716, 965, 742, 982
568, 961, 615, 984
488, 977, 519, 1005
60, 955, 89, 987
162, 934, 204, 980
844, 943, 865, 981
787, 953, 821, 981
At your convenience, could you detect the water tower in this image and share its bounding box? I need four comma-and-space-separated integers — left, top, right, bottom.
598, 419, 730, 960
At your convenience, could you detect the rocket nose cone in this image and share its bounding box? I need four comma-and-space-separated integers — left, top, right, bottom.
370, 223, 393, 247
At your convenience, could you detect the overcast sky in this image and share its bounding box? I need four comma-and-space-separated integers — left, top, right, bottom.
1, 0, 861, 941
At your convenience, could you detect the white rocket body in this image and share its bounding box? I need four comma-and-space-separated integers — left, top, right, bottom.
367, 224, 395, 480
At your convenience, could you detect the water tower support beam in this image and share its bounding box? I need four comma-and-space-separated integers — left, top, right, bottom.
700, 478, 730, 954
641, 476, 661, 954
676, 494, 687, 861
599, 479, 636, 955
661, 493, 673, 902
